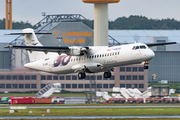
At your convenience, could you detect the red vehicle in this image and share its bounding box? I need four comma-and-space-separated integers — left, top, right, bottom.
119, 98, 126, 103
153, 98, 162, 103
136, 98, 144, 103
11, 97, 34, 104
108, 98, 126, 103
172, 98, 179, 103
145, 98, 153, 103
34, 98, 52, 104
127, 98, 136, 103
163, 98, 171, 103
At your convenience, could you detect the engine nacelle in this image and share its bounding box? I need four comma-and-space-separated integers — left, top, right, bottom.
66, 47, 84, 56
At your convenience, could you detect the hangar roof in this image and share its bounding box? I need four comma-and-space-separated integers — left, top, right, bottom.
0, 30, 21, 43
109, 30, 180, 44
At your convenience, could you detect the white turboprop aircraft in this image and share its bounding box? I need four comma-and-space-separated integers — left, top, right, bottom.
5, 28, 176, 79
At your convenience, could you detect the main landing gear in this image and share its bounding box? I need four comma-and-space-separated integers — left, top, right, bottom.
78, 72, 86, 79
143, 61, 149, 69
104, 71, 112, 78
78, 71, 112, 79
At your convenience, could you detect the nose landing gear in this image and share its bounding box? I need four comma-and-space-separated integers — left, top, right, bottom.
144, 61, 149, 69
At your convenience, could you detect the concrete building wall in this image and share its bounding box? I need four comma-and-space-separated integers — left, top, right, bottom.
148, 51, 180, 83
0, 43, 11, 70
0, 65, 148, 93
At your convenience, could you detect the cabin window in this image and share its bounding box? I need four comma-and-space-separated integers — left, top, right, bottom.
97, 55, 99, 58
107, 53, 109, 56
100, 55, 101, 57
94, 55, 96, 58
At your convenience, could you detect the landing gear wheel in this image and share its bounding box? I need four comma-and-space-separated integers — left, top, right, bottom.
78, 72, 86, 79
143, 66, 149, 69
104, 71, 112, 78
143, 61, 149, 70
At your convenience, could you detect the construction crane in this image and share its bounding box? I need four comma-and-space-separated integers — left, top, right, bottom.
5, 0, 12, 29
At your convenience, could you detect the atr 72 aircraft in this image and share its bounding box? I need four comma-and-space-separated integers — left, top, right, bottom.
5, 28, 176, 79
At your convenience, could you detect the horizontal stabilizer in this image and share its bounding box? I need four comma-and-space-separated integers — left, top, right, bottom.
4, 33, 52, 35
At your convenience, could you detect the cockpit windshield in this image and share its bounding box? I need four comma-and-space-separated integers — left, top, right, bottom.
132, 45, 147, 50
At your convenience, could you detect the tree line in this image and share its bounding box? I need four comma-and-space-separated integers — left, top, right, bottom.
1, 15, 180, 29
0, 18, 36, 29
81, 15, 180, 30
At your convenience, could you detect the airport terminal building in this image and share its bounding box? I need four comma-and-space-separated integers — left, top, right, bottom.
0, 14, 180, 92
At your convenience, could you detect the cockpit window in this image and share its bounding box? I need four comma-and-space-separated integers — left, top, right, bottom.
132, 45, 147, 50
140, 45, 146, 49
135, 46, 139, 49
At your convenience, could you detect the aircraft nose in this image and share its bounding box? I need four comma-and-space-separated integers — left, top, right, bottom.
148, 50, 155, 59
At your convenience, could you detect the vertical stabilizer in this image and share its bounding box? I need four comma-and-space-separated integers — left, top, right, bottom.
22, 28, 45, 62
23, 28, 42, 46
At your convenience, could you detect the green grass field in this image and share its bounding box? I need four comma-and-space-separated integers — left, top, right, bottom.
1, 107, 180, 116
1, 91, 180, 119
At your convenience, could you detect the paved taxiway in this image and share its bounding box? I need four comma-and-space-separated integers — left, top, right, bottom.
1, 115, 180, 119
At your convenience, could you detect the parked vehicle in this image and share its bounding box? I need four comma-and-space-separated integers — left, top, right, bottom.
11, 97, 34, 104
145, 98, 153, 103
136, 98, 144, 103
0, 97, 11, 104
153, 98, 162, 103
34, 98, 52, 104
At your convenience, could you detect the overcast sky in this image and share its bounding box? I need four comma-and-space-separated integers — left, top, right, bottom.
0, 0, 180, 25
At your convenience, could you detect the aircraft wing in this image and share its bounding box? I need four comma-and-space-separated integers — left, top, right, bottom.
146, 42, 177, 47
4, 45, 69, 52
4, 45, 89, 56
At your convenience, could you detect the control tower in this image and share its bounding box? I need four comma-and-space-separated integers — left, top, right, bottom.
82, 0, 120, 46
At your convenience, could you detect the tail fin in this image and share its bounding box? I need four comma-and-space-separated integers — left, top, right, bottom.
23, 28, 42, 46
22, 28, 46, 62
